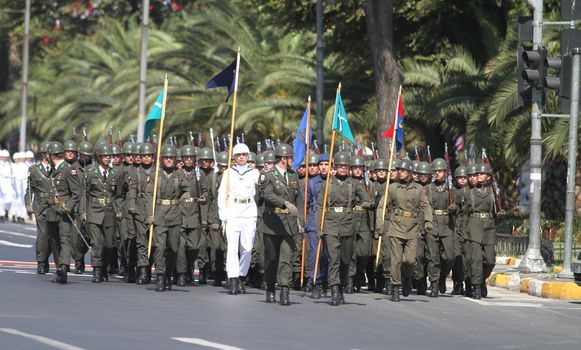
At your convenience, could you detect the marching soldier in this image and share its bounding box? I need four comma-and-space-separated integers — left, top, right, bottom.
46, 141, 82, 284
80, 144, 124, 283
259, 143, 302, 305
412, 161, 431, 295
197, 147, 215, 284
451, 166, 468, 295
463, 163, 479, 297
308, 153, 329, 299
121, 141, 138, 282
108, 143, 124, 276
316, 152, 370, 306
369, 158, 390, 293
63, 139, 86, 274
25, 141, 53, 274
296, 152, 318, 292
385, 159, 432, 302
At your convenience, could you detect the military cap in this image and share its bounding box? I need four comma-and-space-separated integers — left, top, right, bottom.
139, 143, 155, 155
63, 140, 78, 152
40, 141, 51, 154
122, 142, 135, 155
374, 158, 389, 170
97, 144, 113, 156
248, 152, 257, 163
198, 147, 214, 160
48, 141, 64, 155
180, 145, 196, 157
217, 151, 229, 166
412, 160, 420, 173
350, 156, 365, 167
160, 144, 178, 157
397, 159, 413, 171
78, 141, 93, 156
478, 163, 492, 174
417, 161, 431, 175
308, 153, 319, 165
318, 153, 330, 162
466, 163, 478, 175
454, 166, 467, 178
263, 150, 276, 163
256, 154, 265, 167
111, 144, 122, 155
431, 158, 447, 171
275, 143, 293, 157
334, 152, 351, 165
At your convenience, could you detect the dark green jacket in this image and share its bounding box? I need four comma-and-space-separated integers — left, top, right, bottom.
25, 162, 53, 216
426, 181, 454, 237
81, 166, 125, 225
386, 180, 432, 240
47, 161, 82, 222
178, 167, 206, 229
258, 167, 302, 236
465, 185, 496, 245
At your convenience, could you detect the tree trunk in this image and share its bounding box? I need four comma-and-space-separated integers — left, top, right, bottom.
364, 0, 402, 159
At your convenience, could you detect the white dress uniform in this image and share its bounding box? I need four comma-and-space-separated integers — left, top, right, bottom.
10, 153, 29, 220
0, 150, 15, 217
218, 162, 260, 279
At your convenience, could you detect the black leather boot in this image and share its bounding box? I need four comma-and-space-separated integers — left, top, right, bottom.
92, 267, 102, 283
165, 275, 172, 291
101, 268, 108, 282
126, 266, 136, 283
228, 278, 238, 295
481, 282, 488, 298
37, 262, 45, 274
280, 286, 290, 306
452, 281, 463, 295
329, 285, 340, 306
376, 276, 386, 294
43, 261, 50, 274
177, 273, 187, 287
136, 267, 148, 285
238, 277, 247, 294
304, 278, 313, 293
417, 278, 427, 295
345, 277, 354, 294
118, 261, 127, 277
155, 274, 165, 292
402, 280, 412, 297
367, 276, 376, 292
390, 285, 400, 302
199, 267, 208, 285
428, 281, 439, 298
292, 273, 301, 290
464, 278, 473, 297
311, 282, 322, 299
472, 284, 482, 300
439, 276, 447, 294
339, 285, 345, 304
266, 289, 276, 303
145, 266, 152, 284
52, 265, 67, 284
74, 260, 85, 274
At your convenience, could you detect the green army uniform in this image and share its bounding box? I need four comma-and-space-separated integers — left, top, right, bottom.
451, 166, 468, 295
197, 147, 216, 284
386, 159, 433, 301
80, 144, 124, 283
369, 158, 390, 293
109, 143, 124, 277
258, 143, 302, 305
316, 152, 370, 306
46, 142, 82, 284
25, 142, 54, 274
251, 164, 267, 289
460, 163, 479, 297
120, 142, 139, 282
412, 161, 431, 295
425, 158, 455, 297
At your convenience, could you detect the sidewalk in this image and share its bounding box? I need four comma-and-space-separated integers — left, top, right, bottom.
487, 256, 581, 300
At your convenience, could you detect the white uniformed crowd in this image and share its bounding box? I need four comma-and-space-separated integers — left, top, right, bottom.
0, 149, 36, 224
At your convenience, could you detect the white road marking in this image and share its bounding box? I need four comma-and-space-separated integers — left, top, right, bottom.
0, 240, 33, 248
24, 227, 37, 231
0, 328, 86, 350
0, 229, 36, 239
172, 337, 245, 350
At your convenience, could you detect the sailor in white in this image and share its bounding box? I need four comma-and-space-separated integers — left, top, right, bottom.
218, 143, 260, 294
0, 149, 14, 221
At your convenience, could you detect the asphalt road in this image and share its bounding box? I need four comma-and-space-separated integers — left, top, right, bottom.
1, 221, 581, 350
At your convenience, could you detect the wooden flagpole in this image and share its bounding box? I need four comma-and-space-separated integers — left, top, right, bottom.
300, 95, 311, 287
313, 82, 340, 283
147, 73, 169, 259
375, 85, 402, 268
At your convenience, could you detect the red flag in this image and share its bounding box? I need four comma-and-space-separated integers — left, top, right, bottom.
381, 94, 405, 152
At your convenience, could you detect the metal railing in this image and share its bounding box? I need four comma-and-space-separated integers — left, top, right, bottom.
495, 233, 555, 264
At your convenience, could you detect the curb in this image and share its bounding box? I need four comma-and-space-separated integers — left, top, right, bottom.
487, 271, 581, 300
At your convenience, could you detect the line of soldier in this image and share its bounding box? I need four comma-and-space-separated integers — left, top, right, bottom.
25, 138, 501, 304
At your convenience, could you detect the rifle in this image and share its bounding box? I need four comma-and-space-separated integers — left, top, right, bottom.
108, 127, 113, 148
72, 127, 78, 144
426, 145, 432, 164
82, 127, 88, 142
117, 131, 123, 147
256, 141, 262, 154
197, 133, 203, 147
371, 142, 376, 160
222, 137, 228, 151
444, 142, 453, 205
481, 148, 502, 213
313, 139, 321, 155
241, 133, 245, 144
414, 145, 420, 161
236, 136, 241, 145
215, 136, 221, 152
341, 139, 345, 152
129, 134, 135, 143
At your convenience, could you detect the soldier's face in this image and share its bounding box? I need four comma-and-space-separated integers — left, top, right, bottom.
370, 170, 377, 181
248, 161, 256, 169
330, 167, 337, 176
235, 153, 248, 165
318, 161, 329, 175
264, 162, 275, 171
456, 176, 467, 187
376, 169, 387, 180
398, 169, 410, 180
336, 164, 349, 176
141, 154, 152, 165
99, 155, 111, 166
162, 156, 175, 168
412, 172, 419, 182
419, 174, 429, 183
124, 154, 134, 165
200, 159, 213, 169
477, 173, 490, 184
218, 165, 227, 173
134, 155, 142, 164
308, 164, 319, 176
64, 151, 77, 161
390, 170, 398, 180
468, 174, 477, 186
434, 169, 447, 181
183, 156, 195, 168
112, 155, 122, 165
297, 166, 306, 176
351, 166, 364, 177
79, 154, 92, 163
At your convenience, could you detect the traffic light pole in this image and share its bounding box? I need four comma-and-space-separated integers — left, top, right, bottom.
520, 0, 548, 273
18, 0, 30, 152
559, 48, 580, 278
137, 0, 150, 143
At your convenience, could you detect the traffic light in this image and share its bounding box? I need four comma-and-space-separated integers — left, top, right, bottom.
561, 0, 581, 20
543, 55, 561, 90
522, 46, 547, 89
517, 46, 532, 107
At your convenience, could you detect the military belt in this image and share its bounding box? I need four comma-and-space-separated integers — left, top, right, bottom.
352, 205, 365, 211
272, 207, 290, 214
35, 192, 49, 198
393, 208, 418, 218
433, 209, 448, 216
327, 207, 351, 213
233, 197, 252, 204
90, 197, 112, 205
48, 196, 70, 205
157, 199, 179, 205
470, 212, 493, 219
180, 198, 197, 204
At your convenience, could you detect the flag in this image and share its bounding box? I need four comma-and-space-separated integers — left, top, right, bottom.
292, 105, 312, 171
381, 93, 405, 152
454, 135, 465, 153
144, 88, 165, 141
332, 91, 355, 144
205, 59, 237, 102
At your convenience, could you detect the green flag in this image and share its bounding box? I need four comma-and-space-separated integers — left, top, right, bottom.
332, 91, 355, 143
144, 88, 165, 141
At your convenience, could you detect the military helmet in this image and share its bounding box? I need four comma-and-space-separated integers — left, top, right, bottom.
308, 153, 319, 165
160, 144, 177, 157
248, 152, 257, 163
97, 144, 113, 156
111, 144, 122, 155
95, 139, 107, 149
139, 143, 155, 155
350, 156, 365, 167
397, 159, 413, 171
180, 145, 196, 157
199, 147, 214, 160
417, 161, 431, 175
366, 160, 374, 170
63, 140, 78, 152
412, 160, 420, 173
275, 143, 293, 157
454, 166, 467, 178
78, 141, 93, 156
334, 152, 351, 165
122, 142, 135, 155
478, 163, 492, 174
48, 141, 64, 155
40, 141, 51, 154
466, 163, 478, 175
392, 160, 401, 169
373, 158, 388, 170
217, 151, 229, 166
256, 154, 265, 167
263, 150, 276, 163
431, 158, 447, 171
194, 146, 201, 158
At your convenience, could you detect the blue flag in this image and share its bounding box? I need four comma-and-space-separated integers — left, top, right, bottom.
205, 59, 236, 102
292, 105, 312, 171
332, 91, 355, 144
144, 88, 165, 141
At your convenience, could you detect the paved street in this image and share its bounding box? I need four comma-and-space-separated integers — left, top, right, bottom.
1, 221, 581, 350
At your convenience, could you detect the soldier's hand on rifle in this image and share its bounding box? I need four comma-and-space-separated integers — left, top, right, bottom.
80, 213, 87, 224
26, 205, 34, 216
424, 222, 433, 232
284, 201, 299, 216
448, 203, 457, 214
128, 207, 136, 215
146, 216, 155, 225
210, 223, 220, 230
361, 201, 374, 210
317, 230, 324, 239
198, 195, 207, 204
59, 204, 71, 215
180, 192, 191, 200
497, 210, 506, 218
374, 228, 384, 239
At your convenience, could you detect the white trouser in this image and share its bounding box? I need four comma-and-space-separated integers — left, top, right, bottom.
225, 217, 256, 278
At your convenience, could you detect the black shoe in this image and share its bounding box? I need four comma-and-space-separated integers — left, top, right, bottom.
118, 262, 126, 277
155, 274, 165, 292
136, 267, 148, 285
439, 276, 447, 294
402, 283, 411, 297
304, 278, 313, 293
52, 266, 67, 284
108, 265, 119, 276
43, 261, 50, 274
280, 286, 290, 306
416, 279, 427, 295
238, 277, 247, 294
481, 282, 488, 298
266, 290, 276, 303
292, 273, 301, 290
165, 275, 173, 290
199, 267, 208, 285
177, 273, 187, 287
74, 260, 85, 274
339, 286, 346, 304
376, 277, 386, 294
367, 277, 376, 292
37, 262, 45, 274
185, 269, 193, 285
464, 279, 473, 298
92, 267, 102, 283
329, 285, 340, 306
428, 281, 439, 298
101, 269, 108, 282
228, 278, 238, 295
311, 283, 322, 299
126, 266, 136, 283
452, 281, 463, 295
472, 284, 482, 300
345, 277, 354, 294
390, 285, 400, 302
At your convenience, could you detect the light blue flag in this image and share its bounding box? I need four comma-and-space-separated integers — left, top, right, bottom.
292, 105, 312, 171
144, 88, 164, 141
332, 91, 355, 144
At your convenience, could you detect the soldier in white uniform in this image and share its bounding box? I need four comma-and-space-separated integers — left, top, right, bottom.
218, 143, 260, 295
0, 149, 14, 221
11, 152, 29, 223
